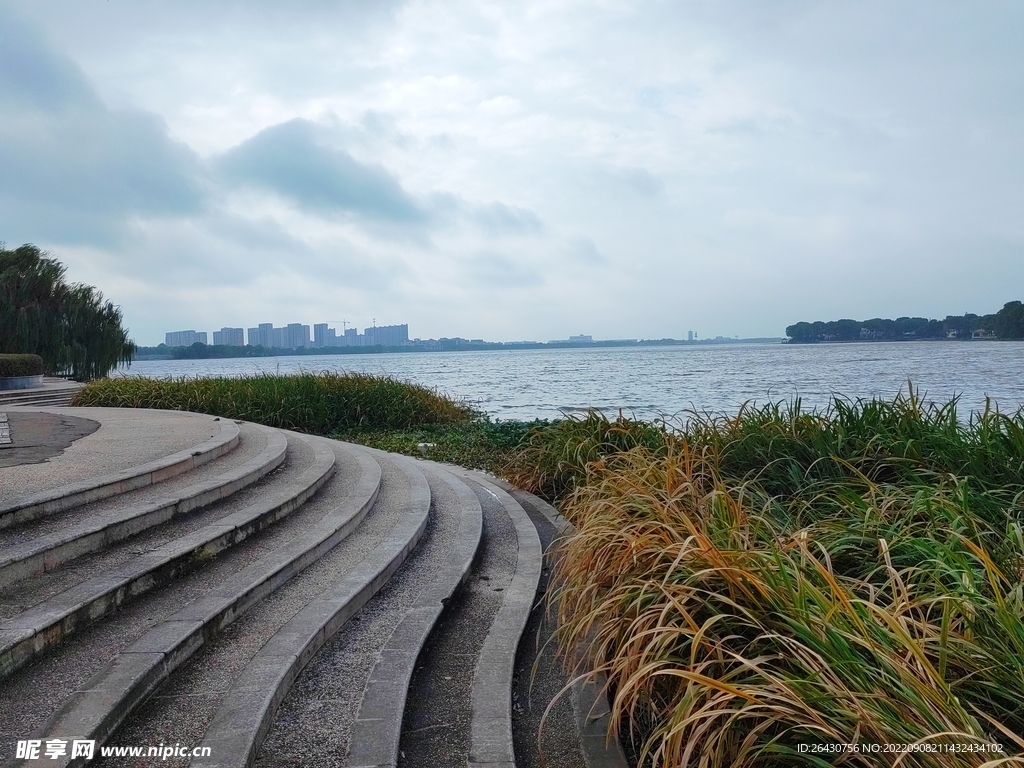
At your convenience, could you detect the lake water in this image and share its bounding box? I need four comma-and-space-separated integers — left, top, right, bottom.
120, 342, 1024, 422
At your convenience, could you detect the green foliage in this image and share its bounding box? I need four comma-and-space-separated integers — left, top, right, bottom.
0, 354, 44, 377
543, 387, 1024, 766
507, 410, 671, 500
994, 300, 1024, 340
686, 389, 1024, 499
0, 244, 135, 380
71, 372, 478, 433
785, 309, 1012, 342
333, 418, 547, 474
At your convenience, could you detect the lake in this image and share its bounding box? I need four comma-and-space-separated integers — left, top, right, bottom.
120, 342, 1024, 422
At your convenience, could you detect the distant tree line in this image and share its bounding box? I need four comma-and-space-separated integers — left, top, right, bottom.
0, 244, 136, 380
786, 302, 1024, 343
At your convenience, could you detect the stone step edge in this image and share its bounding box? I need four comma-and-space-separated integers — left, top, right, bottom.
0, 432, 336, 682
344, 466, 484, 768
0, 394, 76, 407
453, 473, 543, 768
0, 415, 240, 529
501, 481, 629, 768
0, 386, 80, 403
14, 440, 385, 768
190, 453, 433, 768
0, 425, 288, 589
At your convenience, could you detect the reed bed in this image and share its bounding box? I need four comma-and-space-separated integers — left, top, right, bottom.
71, 372, 478, 433
508, 410, 671, 500
533, 390, 1024, 767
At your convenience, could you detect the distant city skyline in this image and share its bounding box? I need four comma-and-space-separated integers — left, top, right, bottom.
158, 320, 773, 353
165, 321, 411, 349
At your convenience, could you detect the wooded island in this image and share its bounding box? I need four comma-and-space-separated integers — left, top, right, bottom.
786, 301, 1024, 343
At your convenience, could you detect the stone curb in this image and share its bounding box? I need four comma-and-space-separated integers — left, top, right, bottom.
0, 382, 81, 408
345, 466, 484, 768
0, 426, 287, 588
17, 437, 384, 768
0, 394, 76, 407
508, 489, 628, 768
0, 432, 336, 683
457, 475, 542, 768
453, 473, 628, 768
0, 416, 240, 530
192, 452, 431, 768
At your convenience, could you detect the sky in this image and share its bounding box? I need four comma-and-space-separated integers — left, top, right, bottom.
1, 1, 1022, 346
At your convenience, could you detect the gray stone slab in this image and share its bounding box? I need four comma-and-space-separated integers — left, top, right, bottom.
345, 468, 483, 768
24, 435, 376, 766
0, 410, 240, 527
38, 651, 167, 767
0, 429, 283, 586
571, 675, 629, 768
481, 474, 628, 768
0, 411, 98, 467
0, 433, 336, 682
462, 476, 542, 768
196, 453, 430, 768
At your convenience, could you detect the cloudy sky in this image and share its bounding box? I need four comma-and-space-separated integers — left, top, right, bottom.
2, 1, 1022, 345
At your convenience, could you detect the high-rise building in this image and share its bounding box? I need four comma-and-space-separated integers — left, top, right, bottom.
165, 330, 207, 347
342, 328, 361, 347
286, 323, 310, 349
364, 324, 409, 347
313, 323, 339, 348
212, 327, 244, 346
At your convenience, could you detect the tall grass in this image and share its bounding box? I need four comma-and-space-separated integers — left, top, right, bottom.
508, 410, 671, 500
536, 388, 1024, 767
71, 372, 478, 433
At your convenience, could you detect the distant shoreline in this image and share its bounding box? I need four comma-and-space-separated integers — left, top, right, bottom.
132, 337, 786, 361
783, 337, 1010, 345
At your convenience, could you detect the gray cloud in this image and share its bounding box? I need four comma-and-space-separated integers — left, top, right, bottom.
0, 10, 206, 246
215, 119, 424, 223
0, 11, 96, 112
3, 1, 1023, 345
465, 250, 543, 288
564, 237, 608, 266
462, 201, 543, 236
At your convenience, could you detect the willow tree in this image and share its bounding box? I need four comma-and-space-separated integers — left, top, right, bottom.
0, 244, 135, 380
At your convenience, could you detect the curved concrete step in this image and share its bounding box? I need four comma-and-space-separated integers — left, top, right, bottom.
0, 414, 240, 530
0, 425, 287, 587
0, 430, 315, 621
0, 393, 75, 408
9, 438, 383, 768
464, 476, 543, 768
193, 451, 440, 768
0, 438, 377, 766
0, 432, 336, 681
0, 380, 81, 409
242, 456, 489, 768
477, 474, 629, 768
327, 466, 482, 768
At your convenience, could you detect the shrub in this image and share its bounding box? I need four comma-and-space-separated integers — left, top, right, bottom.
545, 388, 1024, 766
0, 353, 44, 378
71, 372, 478, 433
507, 410, 673, 500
